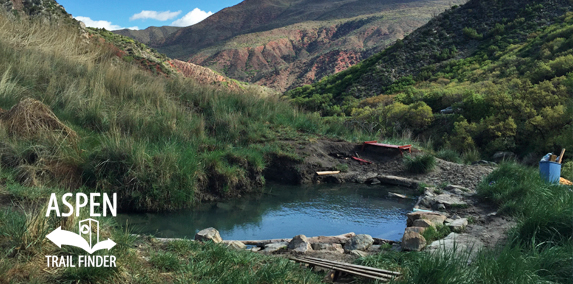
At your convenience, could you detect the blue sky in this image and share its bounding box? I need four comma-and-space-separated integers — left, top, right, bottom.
57, 0, 242, 30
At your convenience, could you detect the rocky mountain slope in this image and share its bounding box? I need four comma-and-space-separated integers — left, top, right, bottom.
90, 28, 248, 90
118, 0, 467, 92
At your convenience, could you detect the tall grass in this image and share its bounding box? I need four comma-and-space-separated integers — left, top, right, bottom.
404, 153, 436, 174
0, 12, 364, 211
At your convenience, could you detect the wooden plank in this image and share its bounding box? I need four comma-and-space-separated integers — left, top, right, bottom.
558, 148, 566, 164
316, 171, 340, 176
293, 258, 394, 281
388, 192, 408, 199
302, 256, 401, 276
291, 258, 393, 281
293, 257, 397, 279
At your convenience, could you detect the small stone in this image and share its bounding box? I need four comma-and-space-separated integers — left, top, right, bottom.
437, 203, 446, 210
407, 212, 447, 227
311, 243, 343, 253
412, 219, 434, 228
344, 234, 374, 252
195, 227, 222, 243
401, 231, 426, 251
262, 242, 288, 253
370, 178, 381, 185
350, 250, 368, 257
368, 245, 381, 252
425, 233, 484, 259
226, 241, 246, 250
447, 218, 468, 233
405, 226, 427, 234
250, 247, 261, 252
287, 235, 312, 253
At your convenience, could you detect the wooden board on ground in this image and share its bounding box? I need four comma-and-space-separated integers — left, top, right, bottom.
290, 256, 401, 282
317, 171, 340, 176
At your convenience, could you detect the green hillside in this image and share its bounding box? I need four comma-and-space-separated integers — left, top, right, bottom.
0, 11, 358, 212
287, 0, 573, 159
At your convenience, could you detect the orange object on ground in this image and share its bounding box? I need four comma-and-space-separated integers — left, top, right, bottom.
352, 156, 373, 164
361, 141, 412, 156
560, 177, 572, 186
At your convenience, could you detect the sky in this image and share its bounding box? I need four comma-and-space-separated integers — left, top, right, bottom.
57, 0, 243, 31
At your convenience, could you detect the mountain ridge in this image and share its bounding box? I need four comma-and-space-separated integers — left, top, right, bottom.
124, 0, 466, 91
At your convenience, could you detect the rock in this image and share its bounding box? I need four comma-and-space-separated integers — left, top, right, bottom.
446, 218, 468, 233
407, 212, 447, 227
354, 172, 378, 184
405, 226, 427, 234
401, 231, 426, 251
343, 234, 374, 252
195, 227, 222, 243
311, 243, 343, 253
412, 219, 434, 228
370, 178, 381, 185
472, 160, 490, 165
368, 245, 381, 252
437, 203, 446, 210
350, 250, 368, 257
287, 235, 312, 253
431, 194, 468, 209
262, 242, 288, 253
226, 240, 246, 250
250, 247, 261, 252
425, 233, 484, 258
377, 175, 419, 188
445, 185, 475, 197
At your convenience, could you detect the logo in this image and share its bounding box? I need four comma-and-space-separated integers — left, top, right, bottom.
45, 193, 118, 268
46, 218, 116, 254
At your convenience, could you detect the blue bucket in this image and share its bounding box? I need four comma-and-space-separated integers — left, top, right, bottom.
539, 161, 561, 183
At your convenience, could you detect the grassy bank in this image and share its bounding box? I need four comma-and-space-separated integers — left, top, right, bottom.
0, 12, 367, 212
357, 163, 573, 283
0, 196, 325, 283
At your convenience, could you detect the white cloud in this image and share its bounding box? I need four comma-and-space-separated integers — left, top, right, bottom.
75, 16, 139, 31
171, 8, 213, 27
75, 16, 125, 31
130, 10, 181, 21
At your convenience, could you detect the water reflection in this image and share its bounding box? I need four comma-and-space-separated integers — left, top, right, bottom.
118, 183, 415, 241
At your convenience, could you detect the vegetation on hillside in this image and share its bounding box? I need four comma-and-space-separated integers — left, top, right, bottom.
287, 0, 573, 159
0, 12, 362, 212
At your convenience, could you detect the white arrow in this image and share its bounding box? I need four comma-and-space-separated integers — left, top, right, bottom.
46, 226, 116, 254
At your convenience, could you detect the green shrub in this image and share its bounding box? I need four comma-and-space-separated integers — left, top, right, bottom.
562, 161, 573, 180
461, 149, 481, 164
422, 225, 451, 243
463, 27, 483, 39
335, 163, 349, 172
436, 149, 462, 163
404, 154, 436, 174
